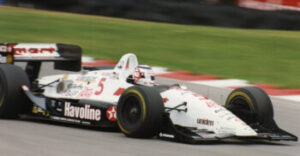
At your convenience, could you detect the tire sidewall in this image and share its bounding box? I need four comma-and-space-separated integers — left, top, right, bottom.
117, 88, 147, 135
225, 87, 274, 125
0, 64, 31, 118
0, 68, 10, 116
117, 85, 164, 138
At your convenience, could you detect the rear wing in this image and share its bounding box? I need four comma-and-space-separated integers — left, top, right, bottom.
0, 43, 82, 81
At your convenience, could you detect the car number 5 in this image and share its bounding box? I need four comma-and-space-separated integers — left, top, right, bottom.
95, 78, 106, 95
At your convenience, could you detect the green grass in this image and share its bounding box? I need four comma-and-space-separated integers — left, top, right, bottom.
1, 6, 300, 88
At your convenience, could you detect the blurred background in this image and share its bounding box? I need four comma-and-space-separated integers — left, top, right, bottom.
1, 0, 300, 88
1, 1, 300, 156
2, 0, 300, 30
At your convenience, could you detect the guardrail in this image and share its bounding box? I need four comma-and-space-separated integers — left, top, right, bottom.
3, 0, 300, 30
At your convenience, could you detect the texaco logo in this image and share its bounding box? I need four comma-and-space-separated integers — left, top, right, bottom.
106, 106, 117, 122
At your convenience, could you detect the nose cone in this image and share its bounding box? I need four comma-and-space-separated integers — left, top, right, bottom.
215, 117, 257, 137
235, 124, 257, 136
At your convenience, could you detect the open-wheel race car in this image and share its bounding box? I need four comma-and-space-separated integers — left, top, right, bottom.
0, 43, 297, 143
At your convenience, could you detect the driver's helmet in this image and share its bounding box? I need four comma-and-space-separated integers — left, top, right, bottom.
133, 65, 155, 86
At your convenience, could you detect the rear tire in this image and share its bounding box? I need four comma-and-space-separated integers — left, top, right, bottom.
0, 64, 31, 119
117, 86, 164, 138
225, 87, 275, 128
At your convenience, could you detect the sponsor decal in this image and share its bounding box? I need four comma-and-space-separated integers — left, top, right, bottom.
69, 84, 83, 90
0, 56, 6, 63
163, 98, 168, 103
62, 75, 68, 80
113, 88, 125, 96
42, 110, 50, 116
106, 106, 117, 122
14, 47, 56, 55
100, 72, 118, 79
218, 127, 236, 134
32, 107, 39, 114
206, 101, 218, 108
7, 43, 17, 53
77, 87, 94, 98
64, 90, 80, 97
64, 102, 101, 121
0, 45, 7, 52
234, 118, 242, 123
197, 118, 214, 126
6, 43, 60, 57
31, 106, 49, 116
192, 93, 209, 101
76, 76, 97, 82
95, 78, 106, 95
214, 107, 230, 114
226, 116, 234, 120
51, 116, 91, 125
63, 84, 83, 97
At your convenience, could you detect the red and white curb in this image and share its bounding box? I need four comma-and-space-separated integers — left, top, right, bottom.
82, 56, 300, 103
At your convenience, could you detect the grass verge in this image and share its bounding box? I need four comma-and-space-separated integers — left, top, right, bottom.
1, 6, 300, 88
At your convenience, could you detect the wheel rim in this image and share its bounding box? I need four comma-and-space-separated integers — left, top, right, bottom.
121, 95, 142, 125
228, 96, 256, 124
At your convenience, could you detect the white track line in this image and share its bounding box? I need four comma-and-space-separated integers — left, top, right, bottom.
82, 56, 95, 62
274, 95, 300, 103
189, 79, 250, 88
152, 66, 169, 74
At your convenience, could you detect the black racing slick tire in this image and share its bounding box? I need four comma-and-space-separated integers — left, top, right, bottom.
225, 87, 274, 127
117, 86, 164, 138
0, 64, 31, 119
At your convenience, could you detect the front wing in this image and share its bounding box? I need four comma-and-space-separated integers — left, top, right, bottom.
158, 114, 298, 143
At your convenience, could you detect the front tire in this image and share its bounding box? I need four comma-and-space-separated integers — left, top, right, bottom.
117, 86, 164, 138
0, 64, 31, 119
225, 87, 275, 128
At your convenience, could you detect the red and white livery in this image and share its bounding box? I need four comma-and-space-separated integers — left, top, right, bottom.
0, 43, 297, 143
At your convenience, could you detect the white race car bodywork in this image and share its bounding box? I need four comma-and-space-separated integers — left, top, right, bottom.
162, 88, 256, 138
38, 53, 257, 138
